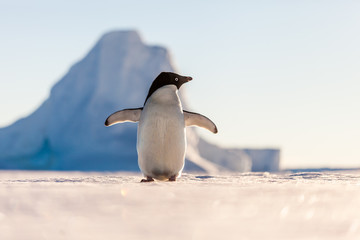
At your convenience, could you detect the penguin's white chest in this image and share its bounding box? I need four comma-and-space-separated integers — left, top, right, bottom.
137, 85, 186, 180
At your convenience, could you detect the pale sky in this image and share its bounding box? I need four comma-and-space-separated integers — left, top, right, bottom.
1, 1, 359, 168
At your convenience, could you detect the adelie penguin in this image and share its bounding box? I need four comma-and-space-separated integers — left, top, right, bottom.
105, 72, 217, 182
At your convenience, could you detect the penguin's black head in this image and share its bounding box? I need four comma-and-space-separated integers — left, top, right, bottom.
153, 72, 192, 90
144, 72, 192, 105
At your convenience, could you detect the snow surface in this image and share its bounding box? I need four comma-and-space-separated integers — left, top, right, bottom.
1, 170, 359, 240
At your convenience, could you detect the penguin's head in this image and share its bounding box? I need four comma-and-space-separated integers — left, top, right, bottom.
144, 72, 192, 104
154, 72, 192, 89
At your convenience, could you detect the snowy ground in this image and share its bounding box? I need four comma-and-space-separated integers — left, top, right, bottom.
0, 171, 359, 240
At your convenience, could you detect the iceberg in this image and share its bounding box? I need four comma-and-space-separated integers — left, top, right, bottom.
0, 30, 279, 172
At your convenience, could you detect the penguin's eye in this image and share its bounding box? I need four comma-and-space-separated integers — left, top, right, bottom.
175, 78, 178, 81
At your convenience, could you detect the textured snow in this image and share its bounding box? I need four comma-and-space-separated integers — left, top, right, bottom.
0, 171, 359, 240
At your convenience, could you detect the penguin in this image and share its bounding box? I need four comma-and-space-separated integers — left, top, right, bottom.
105, 72, 217, 182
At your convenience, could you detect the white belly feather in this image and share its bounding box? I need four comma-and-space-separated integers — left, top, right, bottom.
137, 85, 186, 180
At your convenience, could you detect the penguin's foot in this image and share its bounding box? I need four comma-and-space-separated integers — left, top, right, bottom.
168, 175, 177, 182
140, 176, 154, 183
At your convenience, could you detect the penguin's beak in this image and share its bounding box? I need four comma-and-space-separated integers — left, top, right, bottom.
185, 76, 192, 82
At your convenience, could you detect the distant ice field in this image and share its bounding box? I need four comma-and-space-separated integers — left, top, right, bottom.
0, 171, 359, 240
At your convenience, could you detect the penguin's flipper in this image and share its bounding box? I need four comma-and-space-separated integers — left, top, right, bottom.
183, 110, 218, 134
105, 108, 143, 126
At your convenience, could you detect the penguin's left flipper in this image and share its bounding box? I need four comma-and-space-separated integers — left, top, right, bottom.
105, 108, 143, 126
184, 110, 218, 134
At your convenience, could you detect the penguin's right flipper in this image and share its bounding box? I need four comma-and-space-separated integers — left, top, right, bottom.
105, 108, 143, 126
183, 110, 218, 134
